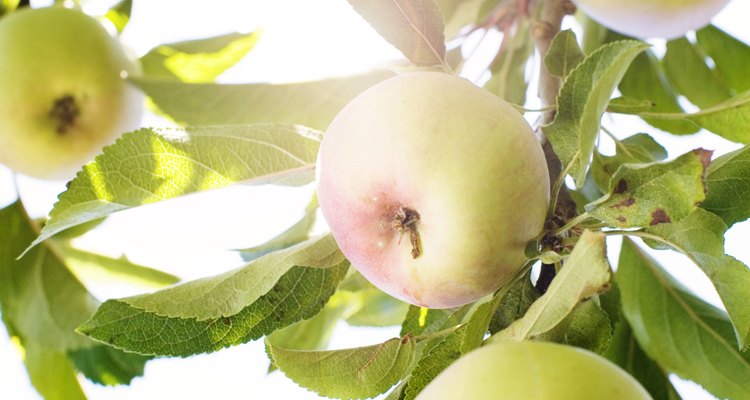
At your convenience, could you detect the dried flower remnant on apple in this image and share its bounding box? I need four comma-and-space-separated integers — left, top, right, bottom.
316, 71, 550, 309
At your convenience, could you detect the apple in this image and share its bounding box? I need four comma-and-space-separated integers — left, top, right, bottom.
316, 71, 550, 309
0, 6, 143, 180
416, 341, 653, 400
573, 0, 731, 40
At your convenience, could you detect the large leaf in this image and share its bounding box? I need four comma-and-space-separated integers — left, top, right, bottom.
701, 144, 750, 227
633, 91, 750, 143
662, 38, 730, 109
140, 32, 260, 83
77, 235, 349, 357
645, 208, 750, 349
618, 49, 699, 135
488, 230, 611, 343
267, 335, 417, 399
617, 238, 750, 400
586, 149, 710, 228
543, 40, 648, 187
134, 70, 393, 131
347, 0, 446, 67
29, 124, 321, 250
696, 25, 750, 95
0, 202, 149, 396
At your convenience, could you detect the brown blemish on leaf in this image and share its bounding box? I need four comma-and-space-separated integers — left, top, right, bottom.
616, 216, 626, 223
650, 208, 671, 226
611, 197, 635, 209
613, 179, 629, 194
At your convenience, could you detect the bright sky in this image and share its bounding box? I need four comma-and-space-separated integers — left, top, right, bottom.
1, 0, 749, 399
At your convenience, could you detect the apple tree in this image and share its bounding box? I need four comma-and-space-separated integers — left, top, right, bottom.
1, 0, 749, 399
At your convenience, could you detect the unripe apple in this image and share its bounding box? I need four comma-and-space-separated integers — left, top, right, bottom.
316, 71, 549, 309
573, 0, 731, 40
416, 341, 653, 400
0, 6, 143, 180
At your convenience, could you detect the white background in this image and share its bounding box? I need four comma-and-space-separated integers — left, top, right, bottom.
1, 0, 749, 399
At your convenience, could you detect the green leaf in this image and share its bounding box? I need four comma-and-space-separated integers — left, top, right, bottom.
606, 96, 657, 114
236, 193, 318, 262
586, 149, 711, 228
696, 25, 750, 95
488, 270, 539, 334
0, 202, 149, 395
400, 306, 470, 337
617, 238, 750, 400
605, 317, 681, 400
633, 91, 750, 143
105, 0, 132, 34
77, 235, 349, 357
618, 50, 699, 135
483, 19, 534, 104
57, 243, 179, 289
401, 291, 505, 399
591, 133, 668, 192
488, 230, 611, 343
346, 288, 410, 327
267, 335, 417, 399
134, 70, 393, 131
24, 343, 86, 400
347, 0, 446, 67
539, 300, 612, 354
544, 29, 584, 79
69, 345, 150, 386
663, 38, 730, 109
645, 208, 750, 349
29, 124, 321, 250
543, 40, 648, 187
702, 144, 750, 227
140, 31, 260, 83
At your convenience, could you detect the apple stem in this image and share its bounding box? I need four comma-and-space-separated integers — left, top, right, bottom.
49, 94, 80, 134
392, 206, 422, 259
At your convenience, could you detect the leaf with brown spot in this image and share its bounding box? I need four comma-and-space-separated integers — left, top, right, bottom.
586, 149, 711, 228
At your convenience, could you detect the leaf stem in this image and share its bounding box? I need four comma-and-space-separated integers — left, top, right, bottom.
554, 212, 592, 235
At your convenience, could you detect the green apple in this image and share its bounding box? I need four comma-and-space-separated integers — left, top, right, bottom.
416, 341, 653, 400
573, 0, 731, 39
316, 71, 549, 309
0, 6, 143, 180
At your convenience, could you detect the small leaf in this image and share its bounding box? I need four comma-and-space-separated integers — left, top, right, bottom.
267, 335, 417, 399
663, 38, 730, 109
347, 0, 446, 67
236, 194, 318, 262
696, 25, 750, 94
544, 29, 584, 79
77, 235, 349, 357
29, 124, 321, 250
543, 40, 648, 187
140, 31, 260, 83
646, 208, 750, 349
617, 239, 750, 400
702, 144, 750, 227
586, 149, 711, 228
134, 70, 393, 131
104, 0, 132, 33
488, 230, 611, 342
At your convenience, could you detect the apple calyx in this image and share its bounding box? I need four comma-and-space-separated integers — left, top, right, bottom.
49, 94, 80, 134
391, 205, 421, 259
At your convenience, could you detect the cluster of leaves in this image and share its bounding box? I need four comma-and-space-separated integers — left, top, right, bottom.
1, 0, 750, 399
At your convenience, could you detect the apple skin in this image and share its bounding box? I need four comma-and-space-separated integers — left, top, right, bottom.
316, 71, 550, 309
416, 341, 653, 400
0, 6, 143, 180
574, 0, 731, 40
